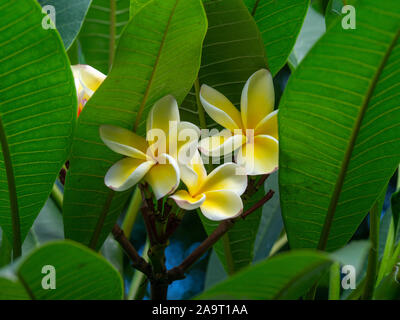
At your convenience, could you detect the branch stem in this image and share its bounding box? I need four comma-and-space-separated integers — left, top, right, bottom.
112, 224, 152, 278
362, 200, 380, 300
168, 190, 275, 281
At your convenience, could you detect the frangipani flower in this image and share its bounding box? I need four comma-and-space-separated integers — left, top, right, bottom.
170, 152, 247, 221
100, 95, 200, 199
198, 69, 278, 175
71, 64, 106, 115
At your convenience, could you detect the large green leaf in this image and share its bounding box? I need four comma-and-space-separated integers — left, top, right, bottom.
76, 0, 131, 74
38, 0, 92, 50
180, 0, 267, 127
0, 276, 30, 300
63, 0, 207, 250
244, 0, 309, 75
0, 0, 76, 256
0, 240, 123, 299
279, 0, 400, 251
197, 250, 332, 299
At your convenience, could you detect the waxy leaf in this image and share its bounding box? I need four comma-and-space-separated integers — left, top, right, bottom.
0, 240, 123, 299
76, 0, 131, 74
63, 0, 207, 250
198, 250, 332, 299
0, 0, 76, 256
279, 0, 400, 251
181, 0, 267, 127
38, 0, 92, 50
244, 0, 309, 75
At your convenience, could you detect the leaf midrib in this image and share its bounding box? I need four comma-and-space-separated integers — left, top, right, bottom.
317, 28, 400, 251
88, 0, 181, 249
0, 116, 20, 258
273, 258, 331, 299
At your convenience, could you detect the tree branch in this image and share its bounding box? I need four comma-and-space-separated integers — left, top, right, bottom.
167, 189, 275, 281
112, 224, 152, 279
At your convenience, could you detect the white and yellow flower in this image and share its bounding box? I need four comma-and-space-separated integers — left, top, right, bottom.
170, 152, 247, 221
71, 64, 106, 115
198, 69, 278, 175
100, 95, 199, 199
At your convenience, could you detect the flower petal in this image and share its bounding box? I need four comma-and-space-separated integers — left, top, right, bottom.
179, 151, 207, 195
200, 84, 243, 131
170, 190, 206, 210
176, 121, 200, 164
105, 158, 154, 192
200, 190, 243, 221
241, 69, 274, 130
146, 95, 179, 139
100, 125, 148, 160
255, 109, 278, 139
71, 64, 106, 93
236, 135, 278, 175
199, 162, 247, 196
145, 153, 180, 200
199, 129, 246, 158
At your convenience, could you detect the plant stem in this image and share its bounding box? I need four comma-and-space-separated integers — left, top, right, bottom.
51, 183, 63, 211
128, 238, 150, 300
362, 201, 380, 299
168, 190, 274, 281
121, 187, 142, 236
148, 243, 168, 300
376, 216, 395, 285
329, 262, 341, 300
0, 118, 21, 259
194, 78, 207, 129
112, 225, 152, 278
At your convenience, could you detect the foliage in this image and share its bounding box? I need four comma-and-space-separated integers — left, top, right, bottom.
0, 0, 399, 300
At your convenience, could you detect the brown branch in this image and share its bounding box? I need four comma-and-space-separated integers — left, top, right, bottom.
255, 173, 270, 189
112, 224, 152, 279
167, 219, 236, 281
241, 189, 275, 219
167, 189, 275, 281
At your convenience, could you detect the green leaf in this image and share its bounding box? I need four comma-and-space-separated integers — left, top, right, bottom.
0, 0, 76, 257
374, 266, 400, 300
325, 0, 344, 29
16, 240, 123, 299
244, 0, 309, 75
197, 250, 332, 299
0, 227, 12, 267
76, 0, 131, 74
279, 0, 400, 252
0, 275, 30, 300
63, 0, 207, 250
37, 0, 92, 50
180, 0, 267, 127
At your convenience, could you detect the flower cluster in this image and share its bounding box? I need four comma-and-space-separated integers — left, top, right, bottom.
73, 66, 278, 221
